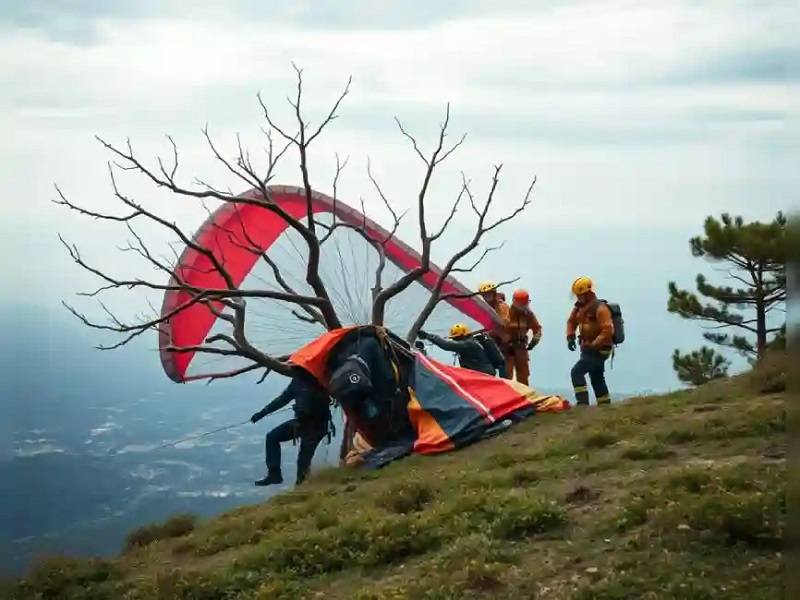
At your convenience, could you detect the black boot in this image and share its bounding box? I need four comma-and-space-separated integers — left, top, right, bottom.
573, 385, 590, 406
295, 460, 311, 487
255, 469, 283, 486
296, 467, 311, 487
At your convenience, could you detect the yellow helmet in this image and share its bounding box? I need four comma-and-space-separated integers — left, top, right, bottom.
449, 323, 471, 338
478, 281, 497, 293
571, 276, 594, 296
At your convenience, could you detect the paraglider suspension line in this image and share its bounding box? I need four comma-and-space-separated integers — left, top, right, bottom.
153, 419, 251, 451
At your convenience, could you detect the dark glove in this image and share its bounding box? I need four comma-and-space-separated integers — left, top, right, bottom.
567, 336, 577, 352
417, 330, 429, 340
250, 410, 266, 424
527, 337, 540, 351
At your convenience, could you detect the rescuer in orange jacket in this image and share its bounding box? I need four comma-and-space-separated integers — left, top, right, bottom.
566, 276, 614, 406
502, 289, 542, 386
478, 280, 510, 341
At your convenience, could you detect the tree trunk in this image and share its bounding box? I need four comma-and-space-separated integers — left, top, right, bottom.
755, 297, 767, 357
371, 302, 385, 327
755, 266, 767, 358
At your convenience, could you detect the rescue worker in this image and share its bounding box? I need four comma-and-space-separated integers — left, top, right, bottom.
478, 281, 510, 348
417, 324, 505, 376
250, 366, 332, 487
566, 276, 614, 406
502, 289, 542, 386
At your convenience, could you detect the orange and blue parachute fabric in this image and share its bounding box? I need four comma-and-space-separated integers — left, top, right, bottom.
290, 327, 570, 468
407, 352, 570, 454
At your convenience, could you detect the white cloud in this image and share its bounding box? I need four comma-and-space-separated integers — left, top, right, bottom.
4, 1, 795, 109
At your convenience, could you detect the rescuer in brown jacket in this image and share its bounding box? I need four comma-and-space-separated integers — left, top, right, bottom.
478, 281, 510, 344
566, 276, 614, 406
503, 289, 542, 386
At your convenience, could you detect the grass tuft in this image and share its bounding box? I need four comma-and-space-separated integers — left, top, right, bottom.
123, 513, 198, 552
377, 480, 436, 514
620, 442, 676, 461
582, 431, 619, 449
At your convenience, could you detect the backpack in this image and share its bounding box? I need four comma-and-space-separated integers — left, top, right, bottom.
592, 299, 625, 346
471, 332, 505, 369
329, 354, 373, 400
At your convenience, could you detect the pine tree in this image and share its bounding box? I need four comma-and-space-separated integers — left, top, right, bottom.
667, 212, 786, 382
671, 346, 730, 386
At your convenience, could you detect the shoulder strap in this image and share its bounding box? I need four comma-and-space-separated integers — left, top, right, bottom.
469, 332, 486, 347
590, 298, 606, 316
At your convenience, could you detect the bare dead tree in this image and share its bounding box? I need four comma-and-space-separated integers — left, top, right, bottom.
55, 65, 535, 386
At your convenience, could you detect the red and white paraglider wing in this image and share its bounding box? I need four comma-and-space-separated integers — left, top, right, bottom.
158, 186, 503, 383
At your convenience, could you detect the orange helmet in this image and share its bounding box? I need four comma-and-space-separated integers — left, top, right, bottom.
512, 289, 530, 305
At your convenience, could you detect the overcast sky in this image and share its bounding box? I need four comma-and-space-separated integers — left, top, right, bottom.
2, 0, 795, 392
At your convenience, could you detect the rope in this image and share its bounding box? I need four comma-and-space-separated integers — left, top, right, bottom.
149, 406, 295, 451
150, 419, 251, 451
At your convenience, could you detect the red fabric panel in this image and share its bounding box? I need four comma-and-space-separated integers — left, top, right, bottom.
159, 191, 316, 381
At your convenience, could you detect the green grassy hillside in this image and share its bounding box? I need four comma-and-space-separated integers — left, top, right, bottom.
6, 352, 786, 600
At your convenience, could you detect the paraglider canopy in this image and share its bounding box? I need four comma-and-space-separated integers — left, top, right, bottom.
158, 185, 505, 383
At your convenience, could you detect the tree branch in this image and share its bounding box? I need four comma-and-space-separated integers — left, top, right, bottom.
256, 66, 352, 328
405, 166, 535, 341
198, 363, 267, 386
319, 157, 406, 304
440, 278, 520, 301
208, 201, 327, 326
371, 103, 470, 324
